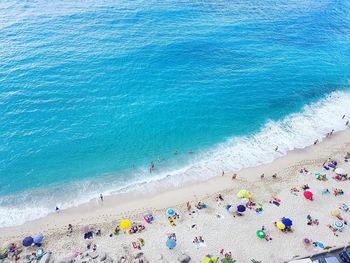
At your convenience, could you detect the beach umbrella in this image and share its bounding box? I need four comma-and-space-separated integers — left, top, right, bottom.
166, 208, 175, 217
335, 168, 346, 175
256, 230, 266, 239
221, 258, 235, 263
303, 191, 313, 200
331, 210, 340, 216
240, 198, 249, 205
236, 189, 247, 199
246, 192, 253, 199
119, 219, 132, 230
204, 255, 217, 263
166, 239, 176, 250
276, 222, 285, 230
1, 243, 9, 254
303, 238, 311, 245
315, 241, 325, 249
334, 220, 345, 230
282, 218, 293, 227
237, 205, 246, 213
33, 233, 44, 245
22, 236, 33, 247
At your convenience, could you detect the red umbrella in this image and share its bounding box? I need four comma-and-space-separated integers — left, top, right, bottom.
304, 191, 313, 200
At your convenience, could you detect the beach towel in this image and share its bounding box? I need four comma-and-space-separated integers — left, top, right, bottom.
315, 173, 328, 181
256, 210, 265, 215
194, 242, 207, 249
198, 242, 207, 248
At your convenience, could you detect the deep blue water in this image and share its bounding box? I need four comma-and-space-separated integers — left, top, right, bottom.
1, 0, 350, 226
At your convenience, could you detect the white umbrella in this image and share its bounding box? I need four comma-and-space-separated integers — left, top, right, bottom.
334, 220, 345, 231
335, 168, 346, 175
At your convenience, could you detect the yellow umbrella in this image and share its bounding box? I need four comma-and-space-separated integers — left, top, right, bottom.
276, 221, 285, 230
120, 219, 132, 230
246, 192, 253, 199
237, 189, 247, 198
331, 210, 340, 216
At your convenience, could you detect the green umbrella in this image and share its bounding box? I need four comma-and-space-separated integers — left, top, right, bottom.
1, 243, 9, 254
256, 230, 266, 239
222, 258, 236, 263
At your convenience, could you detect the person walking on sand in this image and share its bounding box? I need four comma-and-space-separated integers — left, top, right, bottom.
100, 194, 103, 202
275, 146, 278, 151
342, 114, 346, 119
346, 121, 349, 126
232, 174, 237, 180
260, 173, 265, 179
186, 201, 191, 211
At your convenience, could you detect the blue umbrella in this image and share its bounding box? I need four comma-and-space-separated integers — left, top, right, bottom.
315, 241, 325, 249
282, 218, 293, 227
166, 239, 176, 249
33, 233, 44, 245
166, 208, 175, 217
22, 236, 33, 247
237, 205, 246, 213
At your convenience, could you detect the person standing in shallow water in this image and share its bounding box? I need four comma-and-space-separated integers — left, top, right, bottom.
150, 161, 155, 173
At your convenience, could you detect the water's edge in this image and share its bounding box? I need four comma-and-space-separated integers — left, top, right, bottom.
1, 90, 350, 227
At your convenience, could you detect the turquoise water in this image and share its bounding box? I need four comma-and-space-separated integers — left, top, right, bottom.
1, 0, 350, 226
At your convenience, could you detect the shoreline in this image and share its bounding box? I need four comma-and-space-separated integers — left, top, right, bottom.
1, 127, 350, 262
2, 127, 350, 234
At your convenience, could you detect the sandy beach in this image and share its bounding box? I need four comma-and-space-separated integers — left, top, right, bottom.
1, 128, 350, 263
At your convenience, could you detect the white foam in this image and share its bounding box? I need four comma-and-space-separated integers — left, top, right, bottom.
174, 89, 350, 178
1, 90, 350, 227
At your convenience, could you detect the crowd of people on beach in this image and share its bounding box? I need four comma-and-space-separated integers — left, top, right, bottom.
3, 153, 350, 263
2, 115, 350, 263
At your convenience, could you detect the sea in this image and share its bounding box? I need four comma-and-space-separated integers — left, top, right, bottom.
1, 0, 350, 227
